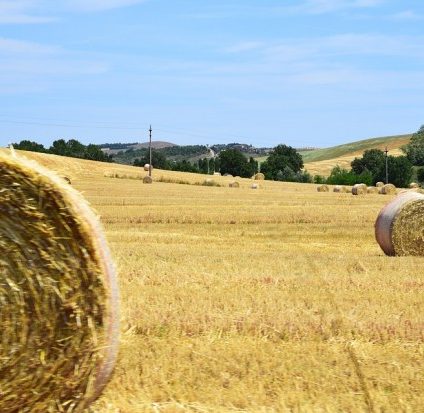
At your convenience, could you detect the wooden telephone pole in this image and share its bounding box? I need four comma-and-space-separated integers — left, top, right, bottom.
384, 146, 389, 184
149, 125, 152, 177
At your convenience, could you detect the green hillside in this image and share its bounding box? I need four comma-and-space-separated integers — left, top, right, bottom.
300, 134, 412, 163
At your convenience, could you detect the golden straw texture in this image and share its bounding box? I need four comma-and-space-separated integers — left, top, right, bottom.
352, 183, 367, 195
317, 184, 329, 192
0, 153, 119, 413
379, 183, 397, 195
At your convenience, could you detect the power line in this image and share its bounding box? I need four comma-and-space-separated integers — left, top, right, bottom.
0, 119, 145, 131
0, 117, 266, 143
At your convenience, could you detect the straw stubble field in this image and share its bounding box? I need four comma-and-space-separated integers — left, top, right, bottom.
6, 150, 424, 412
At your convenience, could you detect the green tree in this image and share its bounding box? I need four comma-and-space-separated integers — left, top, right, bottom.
171, 160, 199, 173
84, 144, 113, 162
67, 139, 86, 158
351, 149, 385, 177
374, 156, 412, 188
417, 167, 424, 185
260, 144, 303, 180
12, 140, 47, 153
197, 158, 205, 174
134, 150, 169, 170
403, 125, 424, 165
49, 139, 69, 156
218, 149, 251, 177
326, 165, 372, 186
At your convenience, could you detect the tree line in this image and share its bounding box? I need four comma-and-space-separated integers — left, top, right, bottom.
12, 139, 113, 162
11, 125, 424, 186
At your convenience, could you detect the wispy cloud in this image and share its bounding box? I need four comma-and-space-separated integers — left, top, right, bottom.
0, 37, 108, 93
0, 37, 59, 54
389, 10, 424, 20
0, 0, 54, 24
0, 0, 149, 24
184, 0, 384, 19
62, 0, 149, 13
286, 0, 384, 15
226, 34, 424, 61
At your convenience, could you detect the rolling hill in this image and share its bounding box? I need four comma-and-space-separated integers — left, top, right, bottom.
302, 134, 412, 176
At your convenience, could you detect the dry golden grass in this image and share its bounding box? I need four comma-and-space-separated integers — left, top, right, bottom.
304, 137, 407, 177
4, 149, 424, 412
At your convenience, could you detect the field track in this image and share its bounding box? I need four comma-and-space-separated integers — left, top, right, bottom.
5, 149, 424, 412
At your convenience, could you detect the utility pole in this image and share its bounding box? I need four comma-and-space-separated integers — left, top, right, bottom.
149, 125, 152, 177
384, 146, 389, 184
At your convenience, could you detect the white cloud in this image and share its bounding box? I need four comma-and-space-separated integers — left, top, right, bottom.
389, 10, 424, 20
62, 0, 149, 12
0, 0, 149, 24
0, 37, 59, 55
0, 37, 108, 94
0, 0, 53, 24
291, 0, 384, 14
224, 42, 263, 54
226, 34, 424, 61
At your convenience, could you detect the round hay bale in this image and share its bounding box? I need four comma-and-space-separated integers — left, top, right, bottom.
409, 182, 419, 189
213, 172, 221, 176
379, 183, 397, 195
352, 183, 367, 195
317, 184, 329, 192
0, 153, 119, 412
143, 164, 151, 172
376, 181, 384, 188
367, 186, 379, 194
203, 178, 216, 186
229, 181, 240, 188
251, 183, 259, 189
254, 173, 265, 180
375, 191, 424, 256
335, 186, 350, 193
143, 175, 153, 184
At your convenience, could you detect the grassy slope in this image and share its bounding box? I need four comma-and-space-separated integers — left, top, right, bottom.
300, 134, 412, 163
3, 149, 424, 412
301, 134, 412, 176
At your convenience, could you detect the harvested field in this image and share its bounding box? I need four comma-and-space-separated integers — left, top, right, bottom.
5, 149, 424, 412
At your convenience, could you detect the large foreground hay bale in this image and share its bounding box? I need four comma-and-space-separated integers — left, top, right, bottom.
317, 184, 329, 192
254, 173, 265, 180
0, 153, 119, 413
143, 175, 153, 184
379, 183, 397, 195
375, 191, 424, 256
352, 183, 367, 195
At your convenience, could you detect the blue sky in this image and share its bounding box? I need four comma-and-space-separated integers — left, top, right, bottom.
1, 0, 424, 148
